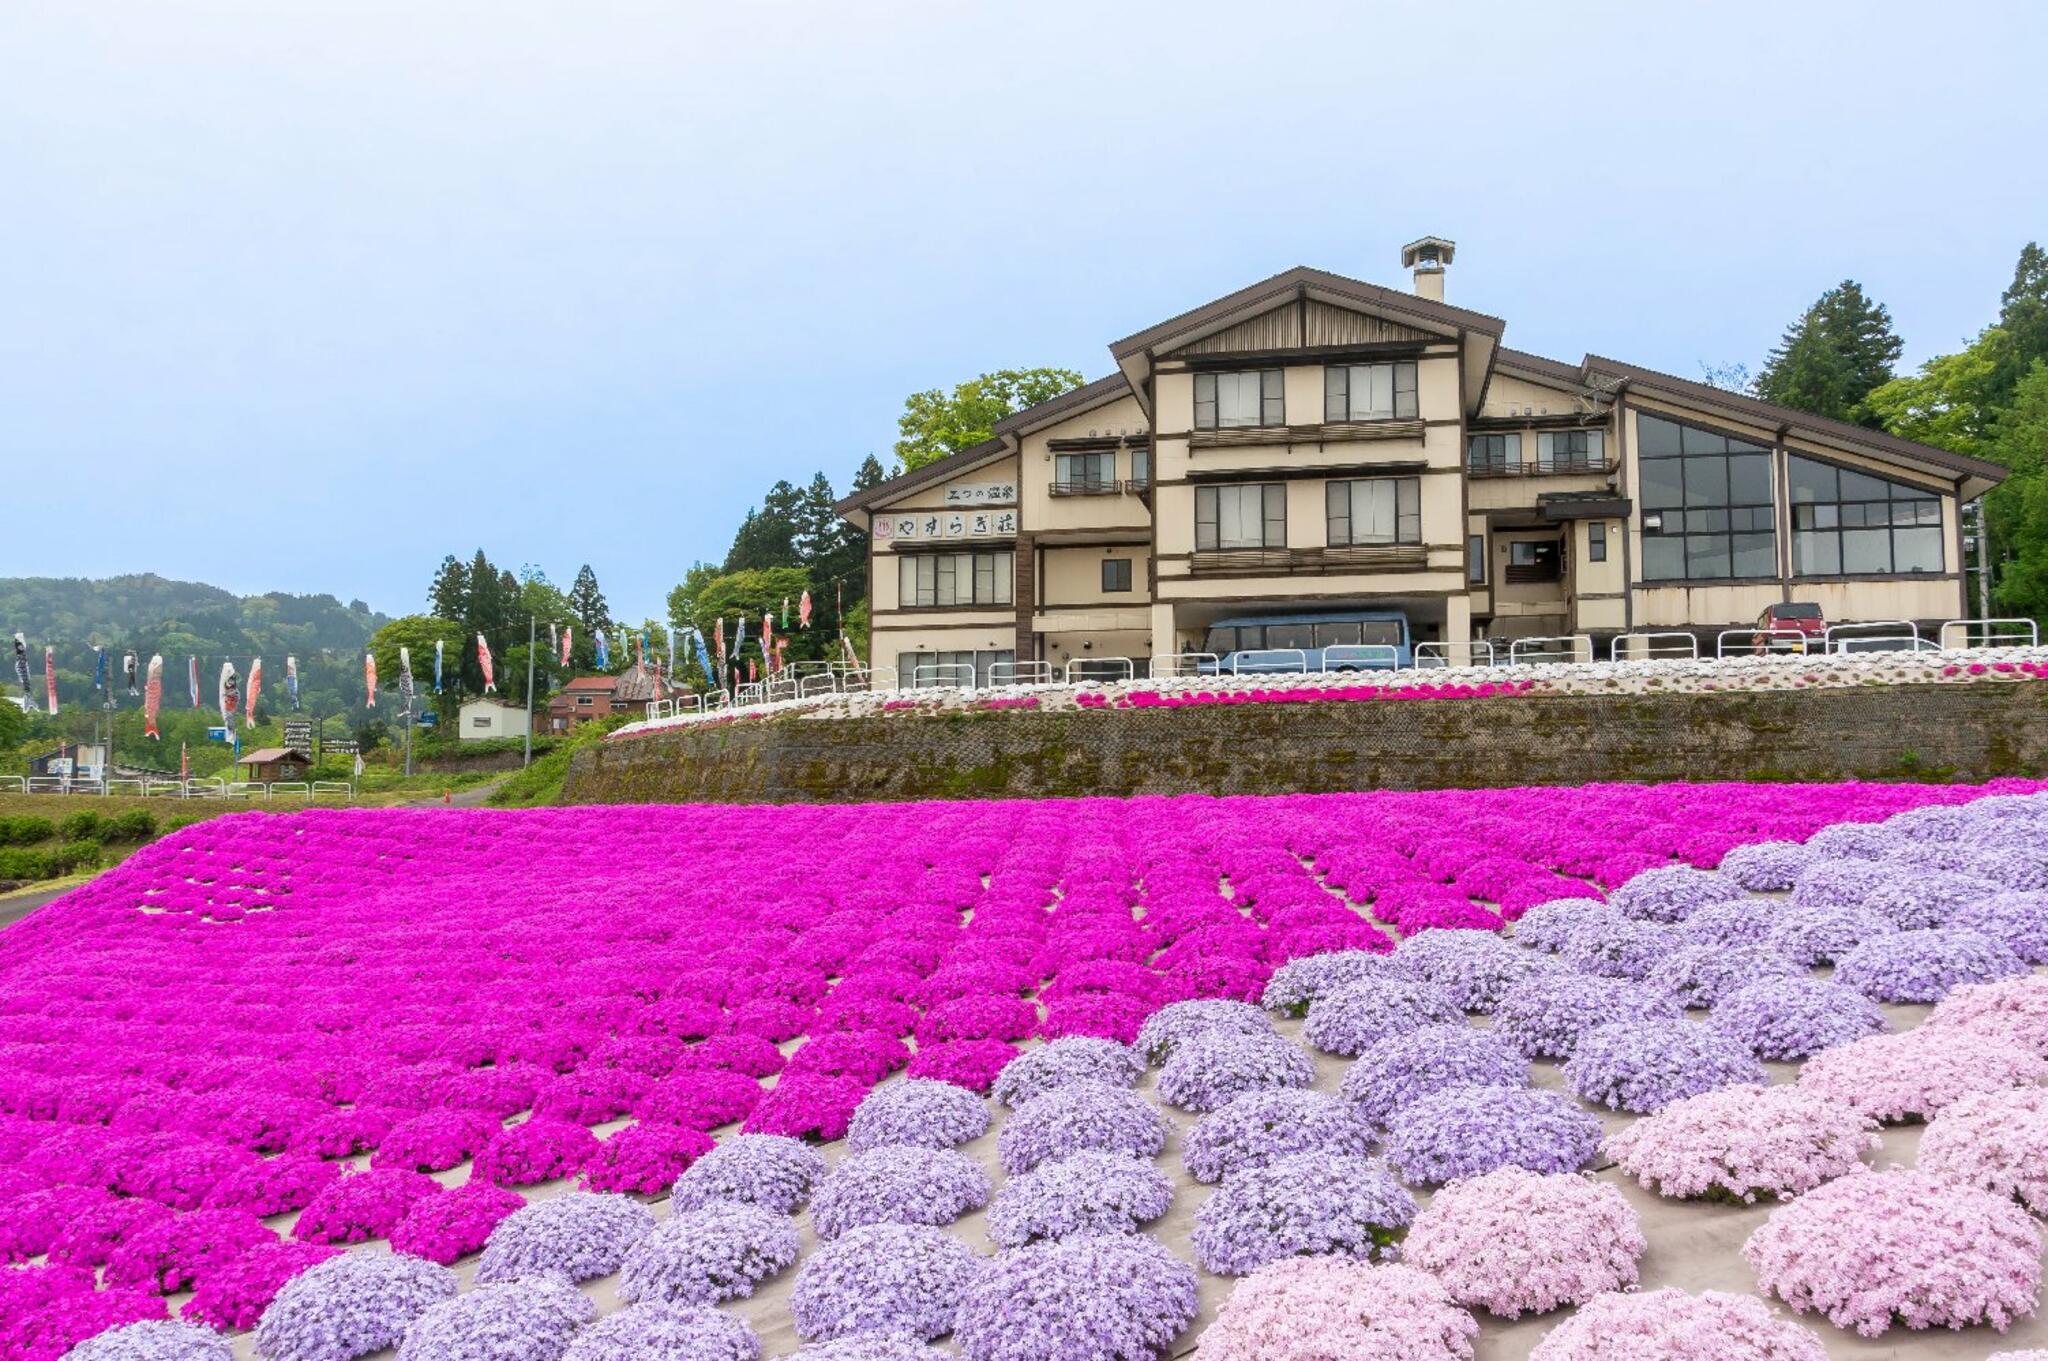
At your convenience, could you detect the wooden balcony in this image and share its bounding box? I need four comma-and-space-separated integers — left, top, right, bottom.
1189, 544, 1429, 577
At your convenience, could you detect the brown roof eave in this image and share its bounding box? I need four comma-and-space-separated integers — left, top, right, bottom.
1108, 265, 1505, 360
832, 434, 1016, 519
989, 373, 1135, 438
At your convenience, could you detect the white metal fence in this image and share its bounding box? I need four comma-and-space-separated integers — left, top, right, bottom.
2, 775, 357, 801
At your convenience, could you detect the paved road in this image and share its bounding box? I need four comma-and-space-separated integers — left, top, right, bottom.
0, 883, 73, 928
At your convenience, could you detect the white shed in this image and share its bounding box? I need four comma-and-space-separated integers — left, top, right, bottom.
457, 698, 532, 741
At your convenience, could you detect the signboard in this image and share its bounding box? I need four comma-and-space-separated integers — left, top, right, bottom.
206, 726, 229, 743
282, 719, 314, 750
877, 508, 1017, 542
943, 480, 1017, 507
323, 738, 359, 757
47, 758, 72, 777
415, 711, 438, 727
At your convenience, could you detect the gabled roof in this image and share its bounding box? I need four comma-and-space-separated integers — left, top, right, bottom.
560, 676, 616, 692
237, 747, 309, 764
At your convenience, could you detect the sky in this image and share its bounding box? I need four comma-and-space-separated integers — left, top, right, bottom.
3, 1, 2045, 625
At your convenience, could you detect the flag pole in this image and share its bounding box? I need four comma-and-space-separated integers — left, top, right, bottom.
523, 614, 536, 768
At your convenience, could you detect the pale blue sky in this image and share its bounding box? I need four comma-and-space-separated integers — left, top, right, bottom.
4, 0, 2044, 623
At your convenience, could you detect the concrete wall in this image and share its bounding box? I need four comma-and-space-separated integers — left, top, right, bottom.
565, 681, 2048, 805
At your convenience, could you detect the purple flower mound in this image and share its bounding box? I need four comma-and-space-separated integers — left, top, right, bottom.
847, 1079, 992, 1153
1404, 1167, 1645, 1318
1384, 1086, 1603, 1186
1808, 820, 1909, 859
1717, 840, 1815, 892
1710, 977, 1890, 1060
789, 1336, 946, 1361
1135, 999, 1272, 1064
475, 1192, 655, 1285
996, 1081, 1172, 1176
1562, 1020, 1766, 1113
1259, 949, 1390, 1017
1742, 1169, 2042, 1336
1493, 974, 1682, 1060
1181, 1089, 1373, 1184
1389, 929, 1556, 1012
990, 1037, 1144, 1108
1200, 1258, 1479, 1361
1339, 1024, 1531, 1133
1644, 944, 1802, 1010
1610, 865, 1745, 923
1859, 868, 2001, 930
670, 1134, 827, 1214
559, 1303, 760, 1361
1303, 977, 1463, 1057
1788, 858, 1894, 911
1191, 1153, 1417, 1274
1678, 897, 1781, 950
393, 1274, 594, 1361
1156, 1029, 1315, 1113
1952, 891, 2048, 963
617, 1201, 799, 1306
809, 1146, 991, 1239
1834, 927, 2027, 1003
954, 1233, 1197, 1361
1963, 846, 2048, 891
1509, 898, 1615, 955
1528, 1288, 1829, 1361
63, 1321, 234, 1361
987, 1152, 1172, 1247
790, 1223, 984, 1341
1560, 918, 1682, 981
253, 1252, 459, 1361
1764, 903, 1895, 965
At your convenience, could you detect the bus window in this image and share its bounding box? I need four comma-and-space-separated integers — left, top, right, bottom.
1265, 623, 1314, 650
1315, 622, 1363, 647
1359, 620, 1403, 647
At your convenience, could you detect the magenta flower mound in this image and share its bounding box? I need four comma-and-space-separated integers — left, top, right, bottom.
475, 1192, 654, 1284
987, 1151, 1172, 1247
1609, 864, 1744, 923
1559, 917, 1682, 980
1155, 1029, 1314, 1113
581, 1122, 716, 1195
48, 1196, 174, 1269
1192, 1153, 1417, 1274
1388, 929, 1554, 1012
1800, 1028, 2048, 1123
373, 1109, 501, 1173
1718, 840, 1815, 892
1921, 1086, 2048, 1213
919, 995, 1037, 1046
1952, 890, 2048, 963
387, 1180, 525, 1265
182, 1241, 340, 1331
789, 1337, 946, 1361
394, 1274, 594, 1361
105, 1207, 275, 1295
997, 1081, 1172, 1176
1562, 1019, 1766, 1113
809, 1145, 991, 1239
1181, 1089, 1372, 1184
1200, 1257, 1478, 1361
1134, 999, 1272, 1064
559, 1302, 760, 1361
1302, 977, 1462, 1057
203, 1153, 341, 1218
1604, 1084, 1875, 1204
473, 1117, 600, 1186
1927, 974, 2048, 1056
847, 1078, 993, 1153
636, 1069, 765, 1131
293, 1168, 442, 1246
742, 1074, 869, 1143
1384, 1086, 1602, 1185
1527, 1288, 1827, 1361
253, 1252, 458, 1361
906, 1039, 1019, 1093
1743, 1169, 2042, 1336
1260, 950, 1390, 1017
1493, 973, 1682, 1060
1644, 943, 1801, 1009
1763, 902, 1894, 965
954, 1233, 1197, 1361
1710, 977, 1889, 1060
617, 1200, 799, 1306
1835, 926, 2028, 1003
1339, 1024, 1530, 1133
990, 1037, 1144, 1108
1508, 898, 1614, 955
9, 1289, 170, 1361
671, 1133, 827, 1214
790, 1223, 984, 1341
1403, 1168, 1644, 1318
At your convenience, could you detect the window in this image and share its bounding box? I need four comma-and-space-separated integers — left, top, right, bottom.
1101, 558, 1133, 592
1194, 370, 1283, 429
577, 696, 593, 707
1507, 540, 1562, 583
1325, 478, 1421, 546
1588, 521, 1608, 562
1788, 454, 1944, 576
1537, 429, 1606, 471
1637, 413, 1778, 581
1054, 451, 1115, 492
898, 551, 1015, 606
1196, 483, 1286, 550
1467, 534, 1486, 583
1325, 362, 1419, 421
1467, 432, 1519, 472
1129, 446, 1151, 488
896, 649, 1017, 689
471, 716, 492, 729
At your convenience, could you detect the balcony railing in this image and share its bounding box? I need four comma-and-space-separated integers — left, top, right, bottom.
1189, 544, 1428, 576
1467, 457, 1615, 478
1049, 478, 1123, 497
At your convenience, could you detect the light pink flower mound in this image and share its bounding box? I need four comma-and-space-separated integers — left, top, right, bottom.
1742, 1169, 2042, 1336
1796, 1029, 2046, 1123
1986, 1352, 2048, 1361
1602, 1085, 1876, 1203
1402, 1168, 1643, 1318
1921, 1086, 2048, 1214
1528, 1289, 1827, 1361
1199, 1257, 1478, 1361
1926, 974, 2048, 1056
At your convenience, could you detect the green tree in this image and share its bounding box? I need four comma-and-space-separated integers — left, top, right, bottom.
724, 480, 806, 572
1753, 281, 1903, 428
690, 566, 816, 674
893, 367, 1085, 472
428, 555, 468, 620
1864, 330, 2007, 461
567, 564, 613, 646
1992, 242, 2048, 406
368, 616, 465, 708
1982, 362, 2048, 620
0, 698, 25, 752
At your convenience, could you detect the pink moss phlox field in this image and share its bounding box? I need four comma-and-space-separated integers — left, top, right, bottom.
386, 1181, 526, 1265
103, 1207, 274, 1295
1403, 1168, 1644, 1318
1198, 1257, 1479, 1361
1920, 1086, 2048, 1214
1602, 1084, 1876, 1203
293, 1169, 442, 1245
1527, 1289, 1828, 1361
1797, 1028, 2048, 1123
1925, 974, 2048, 1056
1742, 1169, 2043, 1336
181, 1240, 340, 1331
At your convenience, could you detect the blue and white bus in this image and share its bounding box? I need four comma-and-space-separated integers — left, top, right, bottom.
1195, 610, 1414, 674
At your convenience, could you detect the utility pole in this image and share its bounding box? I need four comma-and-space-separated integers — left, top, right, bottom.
523, 615, 537, 768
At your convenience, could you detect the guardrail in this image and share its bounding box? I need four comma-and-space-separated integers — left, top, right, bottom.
990, 660, 1056, 686
911, 663, 976, 689
269, 782, 311, 799
1228, 649, 1310, 675
311, 781, 354, 799
1507, 635, 1593, 666
1412, 640, 1497, 669
1940, 617, 2040, 650
1065, 657, 1137, 684
105, 779, 148, 797
1320, 645, 1402, 671
1825, 620, 1920, 654
1716, 628, 1812, 658
1609, 632, 1700, 663
1149, 652, 1220, 679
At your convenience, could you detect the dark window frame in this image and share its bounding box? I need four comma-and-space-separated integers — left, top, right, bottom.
1788, 452, 1945, 578
1637, 412, 1780, 583
1325, 361, 1420, 422
1588, 521, 1608, 562
1467, 533, 1486, 584
1324, 477, 1422, 547
1054, 450, 1116, 491
1195, 482, 1287, 550
1466, 432, 1519, 471
896, 549, 1016, 607
1101, 558, 1133, 593
1194, 369, 1284, 430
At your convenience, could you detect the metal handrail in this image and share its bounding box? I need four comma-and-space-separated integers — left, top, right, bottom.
269, 782, 312, 799
1227, 649, 1309, 675
105, 779, 148, 797
1717, 628, 1811, 658
144, 781, 184, 797
1507, 635, 1593, 666
310, 781, 354, 799
0, 776, 22, 794
1410, 640, 1496, 669
1825, 620, 1920, 654
1466, 457, 1615, 479
224, 782, 264, 799
1608, 632, 1700, 663
1149, 652, 1220, 679
990, 660, 1056, 686
1048, 479, 1121, 497
912, 663, 976, 689
1064, 656, 1136, 683
1940, 618, 2040, 650
798, 672, 841, 698
1318, 645, 1401, 671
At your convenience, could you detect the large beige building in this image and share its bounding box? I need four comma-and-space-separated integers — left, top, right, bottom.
838, 243, 2005, 681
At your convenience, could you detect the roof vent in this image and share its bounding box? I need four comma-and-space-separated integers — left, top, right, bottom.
1400, 236, 1456, 302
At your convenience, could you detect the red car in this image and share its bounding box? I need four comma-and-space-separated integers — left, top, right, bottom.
1752, 602, 1826, 653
